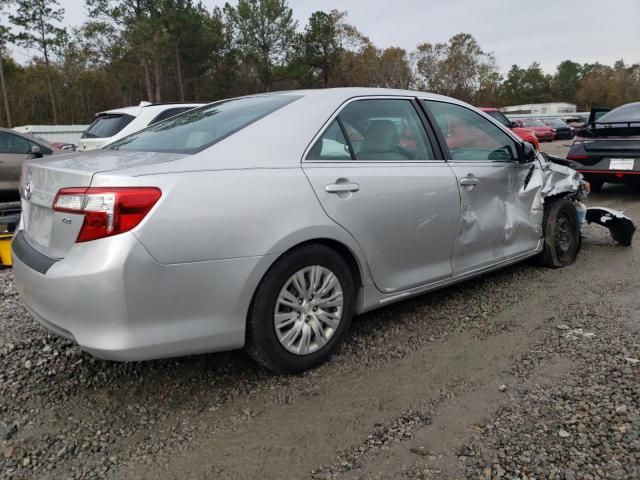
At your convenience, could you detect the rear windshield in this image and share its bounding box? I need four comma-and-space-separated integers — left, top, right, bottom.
109, 95, 301, 154
597, 102, 640, 125
82, 114, 135, 138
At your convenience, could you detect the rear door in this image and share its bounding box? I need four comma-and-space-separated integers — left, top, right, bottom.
303, 97, 461, 293
0, 131, 33, 191
421, 100, 542, 275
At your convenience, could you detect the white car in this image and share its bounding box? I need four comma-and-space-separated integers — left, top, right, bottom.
78, 102, 205, 151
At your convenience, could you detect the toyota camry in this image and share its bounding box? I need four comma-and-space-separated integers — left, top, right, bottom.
12, 88, 587, 373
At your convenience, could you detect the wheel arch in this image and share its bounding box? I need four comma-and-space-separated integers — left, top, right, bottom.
244, 233, 370, 325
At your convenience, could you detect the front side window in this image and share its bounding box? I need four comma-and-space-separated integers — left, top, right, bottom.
110, 95, 300, 154
82, 114, 135, 139
485, 110, 511, 128
425, 101, 520, 162
0, 131, 31, 154
307, 99, 434, 161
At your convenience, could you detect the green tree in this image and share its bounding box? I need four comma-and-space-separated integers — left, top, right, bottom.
302, 10, 341, 87
552, 60, 582, 103
502, 62, 552, 105
10, 0, 67, 124
224, 0, 297, 91
412, 33, 498, 103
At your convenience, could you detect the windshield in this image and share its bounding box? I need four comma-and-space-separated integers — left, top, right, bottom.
486, 110, 510, 128
544, 118, 568, 127
109, 95, 301, 154
520, 119, 545, 127
597, 102, 640, 124
82, 113, 135, 139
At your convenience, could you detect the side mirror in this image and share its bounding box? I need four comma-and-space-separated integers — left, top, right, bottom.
520, 141, 537, 163
31, 145, 43, 158
510, 121, 519, 128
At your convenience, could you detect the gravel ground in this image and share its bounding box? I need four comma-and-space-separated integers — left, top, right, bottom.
1, 146, 639, 479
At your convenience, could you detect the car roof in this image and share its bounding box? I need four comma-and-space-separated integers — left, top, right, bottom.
98, 88, 466, 118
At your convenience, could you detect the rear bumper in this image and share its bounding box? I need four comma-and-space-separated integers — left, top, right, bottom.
579, 169, 640, 184
12, 231, 273, 361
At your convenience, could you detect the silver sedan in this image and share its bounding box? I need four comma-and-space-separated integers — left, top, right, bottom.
11, 88, 585, 373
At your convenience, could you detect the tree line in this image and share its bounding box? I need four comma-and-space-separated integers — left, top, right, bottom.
0, 0, 639, 127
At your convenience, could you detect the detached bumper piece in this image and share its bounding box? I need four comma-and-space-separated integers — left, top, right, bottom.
585, 207, 636, 246
0, 204, 21, 267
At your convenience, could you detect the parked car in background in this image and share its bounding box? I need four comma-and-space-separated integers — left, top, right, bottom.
0, 127, 60, 195
78, 102, 205, 151
540, 118, 574, 140
13, 88, 585, 374
478, 107, 540, 149
34, 136, 76, 152
565, 115, 589, 129
513, 119, 556, 142
567, 102, 640, 191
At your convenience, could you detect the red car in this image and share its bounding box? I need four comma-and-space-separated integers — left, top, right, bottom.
513, 119, 556, 142
479, 108, 540, 150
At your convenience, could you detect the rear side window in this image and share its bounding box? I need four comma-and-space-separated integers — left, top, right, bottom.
425, 101, 520, 162
0, 131, 31, 154
110, 95, 300, 154
307, 99, 435, 161
148, 107, 196, 126
82, 114, 135, 139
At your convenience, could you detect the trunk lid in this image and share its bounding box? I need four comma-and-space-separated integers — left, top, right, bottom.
21, 149, 185, 259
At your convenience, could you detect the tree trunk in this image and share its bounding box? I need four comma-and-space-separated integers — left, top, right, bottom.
175, 45, 185, 102
42, 51, 58, 124
153, 59, 161, 102
0, 53, 12, 128
143, 61, 153, 102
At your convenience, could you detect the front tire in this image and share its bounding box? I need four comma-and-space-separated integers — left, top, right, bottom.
246, 244, 355, 374
538, 199, 580, 268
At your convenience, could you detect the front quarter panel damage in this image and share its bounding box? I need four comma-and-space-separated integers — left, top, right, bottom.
540, 153, 636, 247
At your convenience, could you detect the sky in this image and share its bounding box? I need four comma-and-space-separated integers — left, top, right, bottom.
11, 0, 640, 74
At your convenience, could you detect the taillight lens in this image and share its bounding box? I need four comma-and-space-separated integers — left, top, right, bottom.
53, 187, 161, 242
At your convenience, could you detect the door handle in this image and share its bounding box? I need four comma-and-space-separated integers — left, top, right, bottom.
325, 182, 360, 194
459, 175, 479, 186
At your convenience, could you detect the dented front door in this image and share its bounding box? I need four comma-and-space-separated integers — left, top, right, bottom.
422, 99, 543, 276
447, 161, 542, 274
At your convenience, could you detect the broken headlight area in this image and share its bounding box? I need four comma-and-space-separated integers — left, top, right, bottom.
540, 152, 636, 246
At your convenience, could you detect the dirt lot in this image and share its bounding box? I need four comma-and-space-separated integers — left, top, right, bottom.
1, 140, 639, 479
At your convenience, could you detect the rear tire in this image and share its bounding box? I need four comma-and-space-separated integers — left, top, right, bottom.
538, 199, 580, 268
246, 244, 355, 374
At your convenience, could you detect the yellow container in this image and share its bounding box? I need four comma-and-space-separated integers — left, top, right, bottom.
0, 234, 12, 267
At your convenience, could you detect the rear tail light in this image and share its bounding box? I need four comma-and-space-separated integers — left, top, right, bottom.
566, 154, 589, 160
53, 187, 161, 242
